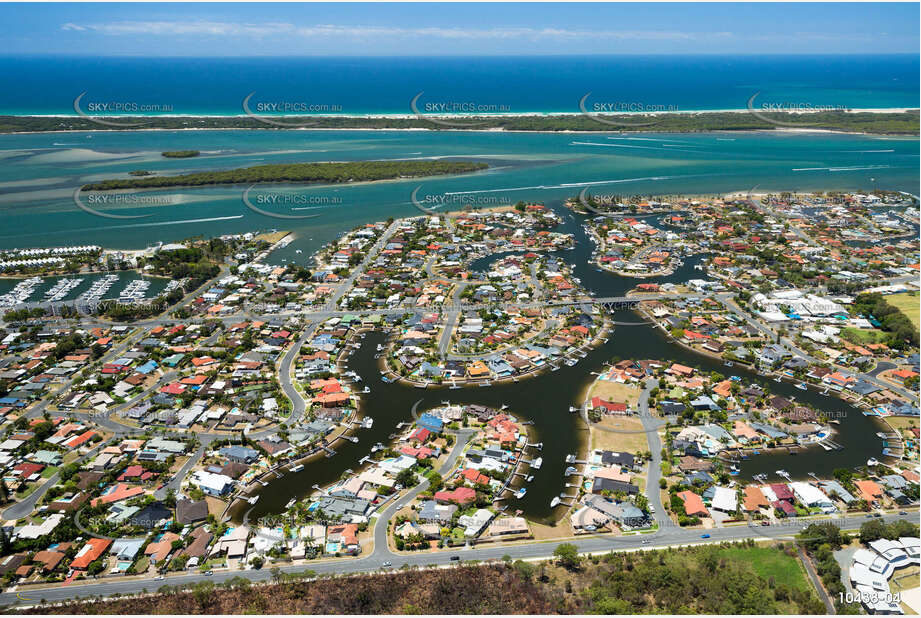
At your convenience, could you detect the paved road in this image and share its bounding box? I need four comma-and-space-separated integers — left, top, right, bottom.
637, 376, 668, 524
4, 512, 912, 607
23, 327, 148, 421
798, 546, 835, 613
1, 441, 107, 521
715, 293, 917, 402
154, 445, 206, 501
749, 196, 820, 248
371, 429, 476, 556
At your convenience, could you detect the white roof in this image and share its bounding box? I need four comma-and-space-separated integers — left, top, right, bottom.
790, 481, 833, 507
358, 467, 395, 488
15, 514, 65, 539
849, 564, 888, 591
192, 470, 234, 493
711, 486, 738, 512
870, 538, 908, 560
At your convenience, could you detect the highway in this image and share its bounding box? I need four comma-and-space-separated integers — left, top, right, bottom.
3, 512, 912, 607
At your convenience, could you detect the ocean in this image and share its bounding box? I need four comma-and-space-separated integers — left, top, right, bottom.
0, 54, 917, 116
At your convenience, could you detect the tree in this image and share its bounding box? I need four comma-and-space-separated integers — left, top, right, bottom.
554, 543, 581, 570
859, 520, 888, 544
425, 470, 443, 492
634, 493, 649, 513
396, 468, 417, 488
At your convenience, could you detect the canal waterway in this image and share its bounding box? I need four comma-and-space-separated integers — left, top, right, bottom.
238, 200, 888, 523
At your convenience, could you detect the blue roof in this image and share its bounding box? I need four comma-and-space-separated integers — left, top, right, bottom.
136, 360, 158, 374
417, 413, 444, 431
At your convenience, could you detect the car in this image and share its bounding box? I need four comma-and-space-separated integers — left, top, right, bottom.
873, 513, 882, 518
866, 513, 874, 518
899, 511, 908, 515
155, 575, 165, 581
450, 555, 460, 561
760, 521, 770, 526
641, 539, 650, 545
700, 534, 710, 539
382, 561, 392, 568
203, 570, 213, 576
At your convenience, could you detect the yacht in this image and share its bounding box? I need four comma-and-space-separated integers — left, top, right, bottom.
795, 383, 808, 391
867, 458, 879, 467
289, 464, 304, 473
530, 457, 543, 470
515, 488, 527, 499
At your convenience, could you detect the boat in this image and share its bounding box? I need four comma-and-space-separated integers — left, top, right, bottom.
795, 383, 808, 391
568, 406, 579, 413
515, 488, 527, 499
526, 475, 534, 482
530, 457, 543, 470
550, 496, 561, 508
289, 464, 304, 473
362, 417, 374, 429
564, 466, 578, 476
773, 377, 782, 383
723, 361, 734, 367
867, 458, 879, 467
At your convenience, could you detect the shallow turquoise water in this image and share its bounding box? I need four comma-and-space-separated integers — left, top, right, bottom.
0, 129, 916, 254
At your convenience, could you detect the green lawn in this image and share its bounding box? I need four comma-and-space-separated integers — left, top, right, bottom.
719, 545, 812, 592
840, 327, 889, 344
887, 293, 920, 333
133, 556, 150, 574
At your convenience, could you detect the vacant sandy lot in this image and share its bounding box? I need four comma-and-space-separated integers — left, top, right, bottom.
591, 415, 650, 454
589, 381, 642, 407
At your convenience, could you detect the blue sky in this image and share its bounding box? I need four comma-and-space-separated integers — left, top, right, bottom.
1, 2, 917, 56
